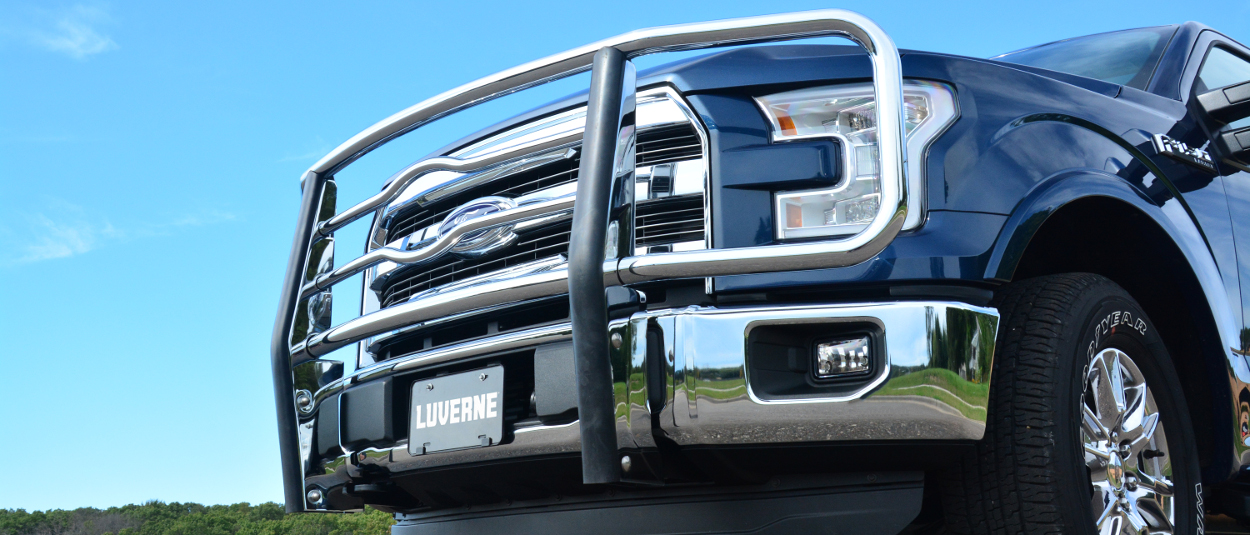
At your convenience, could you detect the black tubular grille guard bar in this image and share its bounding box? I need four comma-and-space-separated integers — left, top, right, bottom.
569, 47, 632, 484
272, 9, 907, 511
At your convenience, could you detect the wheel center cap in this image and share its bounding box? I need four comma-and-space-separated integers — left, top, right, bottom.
1106, 452, 1125, 491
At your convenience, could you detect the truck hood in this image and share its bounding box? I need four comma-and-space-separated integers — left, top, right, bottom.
411, 44, 1122, 167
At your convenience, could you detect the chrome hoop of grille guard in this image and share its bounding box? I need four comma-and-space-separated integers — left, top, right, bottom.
273, 9, 907, 511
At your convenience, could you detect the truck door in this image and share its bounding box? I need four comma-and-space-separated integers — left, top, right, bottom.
1193, 36, 1250, 356
1190, 34, 1250, 465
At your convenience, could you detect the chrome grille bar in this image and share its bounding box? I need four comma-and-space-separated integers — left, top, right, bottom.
317, 131, 582, 236
301, 194, 576, 298
273, 9, 906, 512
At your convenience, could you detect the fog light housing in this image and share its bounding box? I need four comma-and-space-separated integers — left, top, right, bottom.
814, 335, 873, 379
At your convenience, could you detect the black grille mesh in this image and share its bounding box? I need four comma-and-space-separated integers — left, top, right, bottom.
635, 195, 705, 247
635, 124, 701, 166
380, 222, 572, 308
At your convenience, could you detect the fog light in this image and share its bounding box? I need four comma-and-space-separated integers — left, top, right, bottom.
814, 336, 872, 379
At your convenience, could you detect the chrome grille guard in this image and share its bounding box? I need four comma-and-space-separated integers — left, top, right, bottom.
272, 9, 907, 512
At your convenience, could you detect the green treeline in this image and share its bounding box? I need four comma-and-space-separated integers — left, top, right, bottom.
0, 502, 394, 535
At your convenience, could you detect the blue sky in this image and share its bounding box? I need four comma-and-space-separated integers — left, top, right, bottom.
2, 0, 1247, 512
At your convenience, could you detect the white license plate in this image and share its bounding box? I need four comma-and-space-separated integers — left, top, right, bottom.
408, 366, 504, 455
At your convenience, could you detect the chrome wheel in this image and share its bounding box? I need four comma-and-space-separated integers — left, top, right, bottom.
1082, 348, 1175, 534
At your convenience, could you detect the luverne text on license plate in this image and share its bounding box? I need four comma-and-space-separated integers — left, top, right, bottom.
408, 366, 504, 455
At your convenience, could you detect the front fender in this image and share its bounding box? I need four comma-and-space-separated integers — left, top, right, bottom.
985, 169, 1250, 483
985, 169, 1247, 381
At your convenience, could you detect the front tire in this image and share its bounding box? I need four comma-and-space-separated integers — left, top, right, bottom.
942, 273, 1202, 534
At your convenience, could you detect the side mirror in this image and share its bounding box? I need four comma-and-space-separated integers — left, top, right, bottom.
1197, 80, 1250, 124
1197, 81, 1250, 162
1216, 126, 1250, 162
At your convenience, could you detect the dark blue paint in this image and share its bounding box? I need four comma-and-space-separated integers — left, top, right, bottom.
654, 29, 1250, 484
719, 140, 840, 191
713, 209, 1006, 292
391, 24, 1250, 485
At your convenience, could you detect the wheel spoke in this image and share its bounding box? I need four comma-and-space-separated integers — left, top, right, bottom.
1135, 471, 1175, 497
1099, 516, 1123, 535
1109, 352, 1128, 413
1096, 500, 1121, 535
1123, 508, 1150, 535
1135, 494, 1174, 534
1091, 355, 1123, 430
1084, 403, 1110, 441
1126, 413, 1159, 457
1119, 382, 1147, 431
1085, 443, 1112, 460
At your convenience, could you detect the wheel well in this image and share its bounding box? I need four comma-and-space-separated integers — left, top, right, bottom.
1010, 196, 1230, 482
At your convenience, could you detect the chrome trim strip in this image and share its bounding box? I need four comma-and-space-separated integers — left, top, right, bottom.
393, 147, 576, 213
367, 295, 564, 355
614, 210, 902, 284
647, 85, 715, 291
318, 131, 582, 236
346, 322, 573, 383
303, 195, 576, 297
393, 323, 571, 374
382, 89, 691, 219
305, 262, 590, 358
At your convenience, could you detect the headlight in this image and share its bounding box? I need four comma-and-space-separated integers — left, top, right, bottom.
755, 80, 957, 240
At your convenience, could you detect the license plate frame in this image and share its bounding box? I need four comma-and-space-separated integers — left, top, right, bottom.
408, 366, 505, 455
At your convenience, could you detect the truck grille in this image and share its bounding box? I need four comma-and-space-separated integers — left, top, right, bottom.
375, 117, 707, 311
385, 124, 702, 242
380, 221, 572, 308
635, 195, 705, 249
634, 124, 701, 166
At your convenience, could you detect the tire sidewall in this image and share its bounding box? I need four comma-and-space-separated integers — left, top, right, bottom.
1054, 291, 1203, 535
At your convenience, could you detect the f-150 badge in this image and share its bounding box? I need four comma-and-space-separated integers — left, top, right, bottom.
1152, 133, 1216, 173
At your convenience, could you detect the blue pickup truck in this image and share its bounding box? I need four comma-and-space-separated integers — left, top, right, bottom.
270, 10, 1250, 534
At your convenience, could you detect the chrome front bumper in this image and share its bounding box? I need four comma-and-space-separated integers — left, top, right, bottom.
619, 302, 997, 447
303, 300, 997, 510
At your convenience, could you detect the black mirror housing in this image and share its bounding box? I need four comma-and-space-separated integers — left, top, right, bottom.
1215, 126, 1250, 161
1198, 80, 1250, 125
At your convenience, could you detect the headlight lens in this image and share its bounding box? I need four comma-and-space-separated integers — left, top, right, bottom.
755, 80, 957, 240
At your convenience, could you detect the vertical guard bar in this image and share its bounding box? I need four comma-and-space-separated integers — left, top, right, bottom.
570, 47, 631, 484
271, 171, 327, 512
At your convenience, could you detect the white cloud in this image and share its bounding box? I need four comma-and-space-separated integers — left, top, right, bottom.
1, 200, 239, 266
12, 201, 121, 262
30, 5, 117, 60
